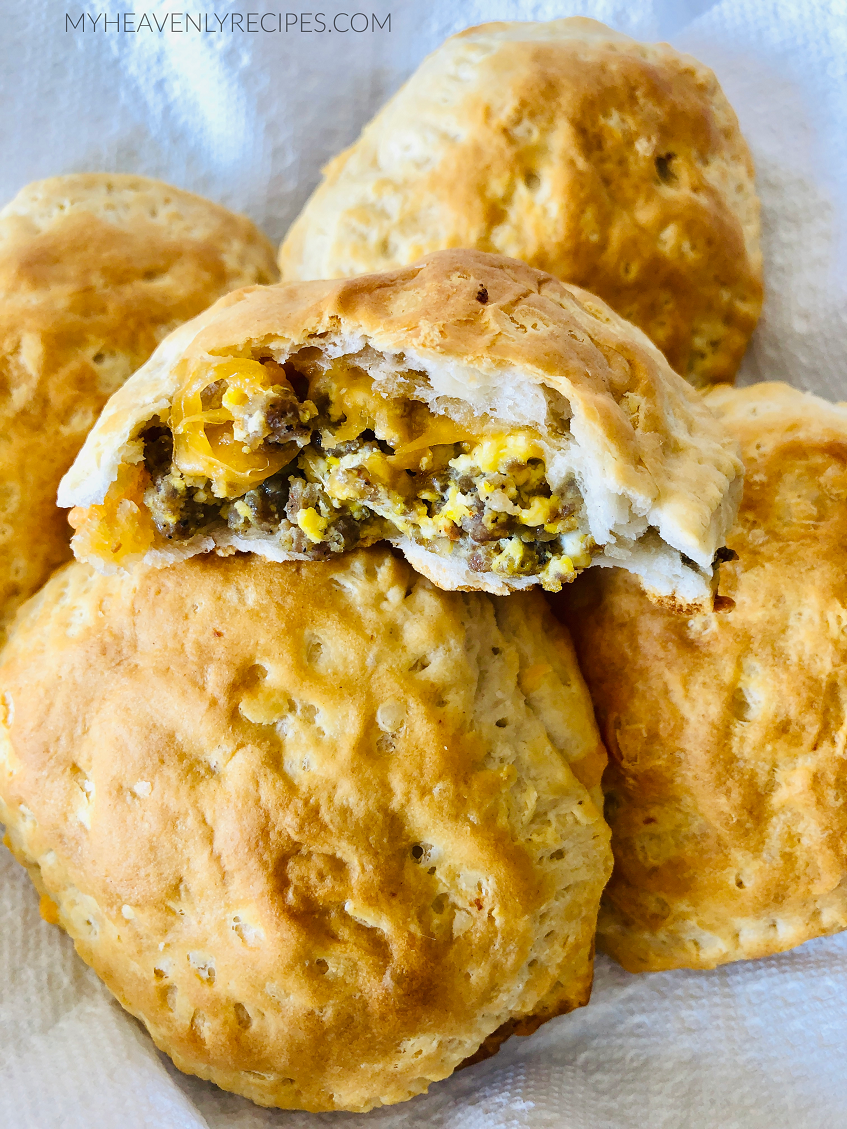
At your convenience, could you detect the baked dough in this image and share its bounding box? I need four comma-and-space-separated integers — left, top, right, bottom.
58, 249, 742, 606
560, 382, 847, 971
278, 17, 762, 388
0, 547, 612, 1112
0, 173, 278, 642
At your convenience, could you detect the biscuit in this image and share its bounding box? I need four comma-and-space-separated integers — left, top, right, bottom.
59, 249, 742, 607
0, 173, 278, 642
0, 547, 611, 1111
279, 17, 762, 387
559, 383, 847, 971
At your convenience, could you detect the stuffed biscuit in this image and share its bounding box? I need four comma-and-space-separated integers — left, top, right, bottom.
0, 173, 278, 641
0, 547, 611, 1111
561, 383, 847, 971
60, 250, 742, 606
279, 17, 762, 387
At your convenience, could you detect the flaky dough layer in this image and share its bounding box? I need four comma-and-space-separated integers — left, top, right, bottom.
279, 17, 762, 387
0, 173, 278, 642
0, 547, 611, 1111
560, 383, 847, 971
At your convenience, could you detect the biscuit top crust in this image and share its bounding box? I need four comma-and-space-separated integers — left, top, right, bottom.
0, 548, 611, 1111
0, 173, 278, 638
279, 17, 762, 387
60, 249, 742, 584
0, 173, 277, 277
561, 382, 847, 971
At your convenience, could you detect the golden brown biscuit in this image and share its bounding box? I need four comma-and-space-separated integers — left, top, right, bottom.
279, 17, 762, 388
0, 173, 278, 642
559, 382, 847, 971
0, 547, 611, 1112
59, 249, 742, 607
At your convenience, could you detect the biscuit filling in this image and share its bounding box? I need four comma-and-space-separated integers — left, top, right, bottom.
75, 350, 594, 589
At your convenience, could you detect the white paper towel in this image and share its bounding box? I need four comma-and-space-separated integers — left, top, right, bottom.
2, 1, 847, 1125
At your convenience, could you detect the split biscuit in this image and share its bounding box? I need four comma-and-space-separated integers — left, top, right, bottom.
59, 249, 742, 606
0, 173, 278, 641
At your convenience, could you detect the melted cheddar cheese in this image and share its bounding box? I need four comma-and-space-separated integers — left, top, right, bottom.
69, 463, 156, 566
171, 359, 298, 498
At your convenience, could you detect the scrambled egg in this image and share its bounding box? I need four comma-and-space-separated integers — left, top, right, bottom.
297, 507, 328, 543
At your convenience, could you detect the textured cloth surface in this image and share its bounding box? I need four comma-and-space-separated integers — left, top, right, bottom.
1, 0, 847, 1125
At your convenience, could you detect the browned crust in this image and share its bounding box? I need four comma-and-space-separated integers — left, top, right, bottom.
557, 383, 847, 971
0, 548, 611, 1111
279, 18, 762, 387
